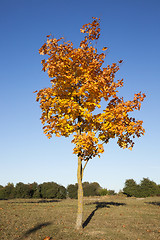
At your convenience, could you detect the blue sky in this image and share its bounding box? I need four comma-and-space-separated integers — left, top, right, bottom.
0, 0, 160, 192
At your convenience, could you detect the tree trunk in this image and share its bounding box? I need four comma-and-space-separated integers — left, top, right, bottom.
76, 155, 83, 230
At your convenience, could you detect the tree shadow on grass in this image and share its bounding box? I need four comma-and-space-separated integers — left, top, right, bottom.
145, 201, 160, 206
9, 199, 61, 204
19, 222, 52, 239
83, 201, 126, 228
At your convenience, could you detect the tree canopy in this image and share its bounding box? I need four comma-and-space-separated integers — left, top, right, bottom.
36, 17, 146, 163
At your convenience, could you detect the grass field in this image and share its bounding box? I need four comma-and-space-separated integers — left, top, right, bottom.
0, 195, 160, 240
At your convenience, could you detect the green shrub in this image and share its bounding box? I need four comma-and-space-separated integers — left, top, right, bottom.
123, 179, 139, 197
0, 186, 5, 200
15, 182, 31, 198
40, 182, 59, 199
99, 188, 108, 196
2, 183, 15, 199
108, 190, 116, 195
83, 182, 101, 196
32, 188, 41, 198
57, 185, 67, 199
67, 184, 78, 199
138, 178, 159, 197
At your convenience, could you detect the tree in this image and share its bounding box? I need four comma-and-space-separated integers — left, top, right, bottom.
139, 178, 158, 197
15, 182, 31, 198
67, 184, 78, 199
32, 187, 41, 198
83, 182, 101, 196
39, 182, 59, 199
99, 188, 108, 196
108, 190, 116, 195
67, 182, 101, 198
0, 185, 5, 200
123, 178, 160, 197
28, 182, 39, 198
57, 185, 67, 199
157, 185, 160, 196
2, 183, 15, 199
123, 179, 139, 197
35, 17, 145, 229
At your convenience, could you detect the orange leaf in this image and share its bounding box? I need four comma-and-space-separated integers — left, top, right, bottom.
43, 237, 51, 240
102, 47, 108, 51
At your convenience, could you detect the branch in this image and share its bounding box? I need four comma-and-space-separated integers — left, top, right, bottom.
82, 159, 89, 180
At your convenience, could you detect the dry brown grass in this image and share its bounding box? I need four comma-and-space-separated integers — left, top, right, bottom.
0, 195, 160, 240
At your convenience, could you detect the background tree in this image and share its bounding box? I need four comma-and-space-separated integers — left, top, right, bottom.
67, 182, 104, 198
57, 185, 67, 199
157, 185, 160, 196
15, 182, 31, 198
0, 185, 5, 200
67, 184, 78, 199
35, 17, 145, 229
123, 178, 160, 197
107, 190, 116, 195
32, 187, 41, 198
139, 178, 159, 197
1, 183, 15, 199
39, 182, 59, 199
123, 179, 139, 197
28, 182, 39, 198
83, 182, 101, 196
99, 188, 108, 196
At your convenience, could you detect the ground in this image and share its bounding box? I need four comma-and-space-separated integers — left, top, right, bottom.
0, 195, 160, 240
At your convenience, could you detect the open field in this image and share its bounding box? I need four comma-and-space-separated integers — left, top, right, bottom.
0, 195, 160, 240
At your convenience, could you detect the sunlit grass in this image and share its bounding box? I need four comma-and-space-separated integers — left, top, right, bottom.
0, 196, 160, 239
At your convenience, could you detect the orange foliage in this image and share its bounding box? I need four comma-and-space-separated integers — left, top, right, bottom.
36, 17, 146, 161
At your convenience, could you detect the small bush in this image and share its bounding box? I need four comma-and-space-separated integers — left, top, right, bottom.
99, 188, 108, 196
108, 190, 116, 195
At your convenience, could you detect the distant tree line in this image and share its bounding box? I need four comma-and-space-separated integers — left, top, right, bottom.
0, 181, 115, 200
123, 178, 160, 197
0, 178, 159, 200
0, 182, 66, 200
67, 182, 115, 199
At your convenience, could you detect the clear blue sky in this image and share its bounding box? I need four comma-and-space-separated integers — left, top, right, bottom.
0, 0, 160, 192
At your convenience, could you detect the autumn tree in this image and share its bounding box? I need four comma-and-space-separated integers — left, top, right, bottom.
35, 17, 145, 229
